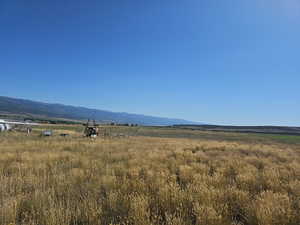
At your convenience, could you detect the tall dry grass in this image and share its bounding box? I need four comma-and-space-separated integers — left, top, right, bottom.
0, 133, 300, 225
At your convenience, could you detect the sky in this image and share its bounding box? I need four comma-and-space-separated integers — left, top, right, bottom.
1, 0, 299, 126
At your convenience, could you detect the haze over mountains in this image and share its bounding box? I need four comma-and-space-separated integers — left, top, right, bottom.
0, 96, 198, 126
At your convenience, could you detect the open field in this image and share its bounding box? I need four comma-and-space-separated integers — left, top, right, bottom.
172, 125, 300, 136
1, 125, 300, 225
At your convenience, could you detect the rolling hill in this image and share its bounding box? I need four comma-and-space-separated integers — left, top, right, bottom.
0, 96, 199, 126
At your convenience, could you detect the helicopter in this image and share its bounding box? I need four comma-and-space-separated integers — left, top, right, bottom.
83, 119, 99, 137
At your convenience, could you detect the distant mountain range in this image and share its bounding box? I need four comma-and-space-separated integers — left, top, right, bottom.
0, 96, 199, 126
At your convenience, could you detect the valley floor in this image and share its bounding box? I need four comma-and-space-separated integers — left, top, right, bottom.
0, 126, 300, 225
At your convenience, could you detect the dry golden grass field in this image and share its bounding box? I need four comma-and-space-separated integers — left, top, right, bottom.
0, 125, 300, 225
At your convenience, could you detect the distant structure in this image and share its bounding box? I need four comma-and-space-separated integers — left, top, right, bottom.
0, 119, 38, 133
83, 120, 99, 137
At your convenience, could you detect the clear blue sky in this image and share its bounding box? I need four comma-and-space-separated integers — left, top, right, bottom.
1, 0, 299, 126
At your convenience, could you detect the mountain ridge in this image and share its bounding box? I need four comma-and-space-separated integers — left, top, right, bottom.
0, 96, 200, 126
